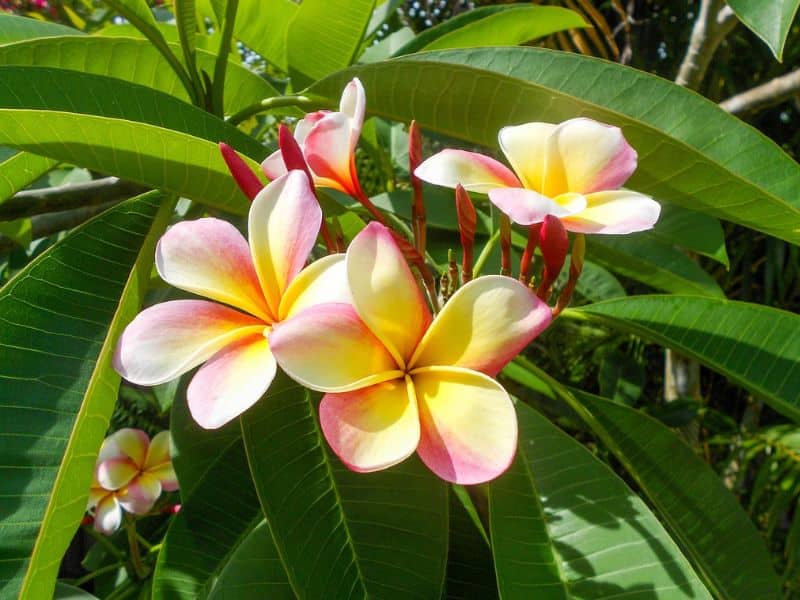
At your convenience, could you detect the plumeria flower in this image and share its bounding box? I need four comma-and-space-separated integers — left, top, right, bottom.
262, 78, 366, 198
87, 429, 178, 534
270, 222, 552, 484
415, 117, 661, 234
113, 171, 350, 428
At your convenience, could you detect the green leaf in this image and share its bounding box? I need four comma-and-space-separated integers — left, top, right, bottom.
310, 48, 800, 244
235, 0, 298, 71
239, 373, 449, 599
0, 191, 173, 599
395, 5, 586, 55
490, 402, 711, 598
0, 37, 278, 118
587, 235, 725, 297
570, 389, 782, 599
208, 520, 294, 600
652, 203, 728, 267
727, 0, 800, 61
0, 218, 32, 247
0, 67, 261, 215
571, 261, 625, 301
287, 0, 375, 86
0, 14, 83, 44
569, 295, 800, 421
153, 432, 291, 598
175, 0, 199, 74
53, 582, 99, 599
0, 151, 58, 205
444, 488, 497, 599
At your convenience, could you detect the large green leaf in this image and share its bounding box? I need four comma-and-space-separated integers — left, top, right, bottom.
652, 203, 728, 266
0, 191, 173, 599
287, 0, 375, 86
587, 236, 724, 297
153, 433, 291, 598
395, 5, 586, 55
0, 151, 58, 205
444, 488, 497, 599
571, 389, 782, 599
235, 0, 298, 71
727, 0, 800, 60
0, 36, 279, 115
208, 521, 293, 600
568, 295, 800, 421
239, 374, 449, 598
0, 14, 83, 43
310, 48, 800, 244
490, 402, 711, 598
0, 67, 261, 215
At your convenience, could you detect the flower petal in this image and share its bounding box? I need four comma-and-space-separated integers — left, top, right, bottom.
118, 473, 161, 515
303, 112, 358, 195
414, 149, 520, 194
498, 122, 560, 193
319, 377, 419, 473
98, 428, 149, 465
96, 457, 139, 491
188, 332, 276, 429
339, 78, 366, 153
294, 110, 327, 145
261, 149, 288, 181
279, 253, 351, 320
249, 170, 322, 317
488, 188, 586, 226
552, 118, 637, 193
411, 275, 551, 376
270, 302, 401, 393
562, 190, 661, 234
94, 494, 123, 535
347, 222, 431, 366
113, 300, 265, 386
148, 463, 179, 492
87, 484, 107, 510
413, 367, 517, 484
156, 218, 272, 322
143, 431, 171, 470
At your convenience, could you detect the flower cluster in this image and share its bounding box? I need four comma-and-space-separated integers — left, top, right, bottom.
113, 78, 659, 485
87, 429, 178, 535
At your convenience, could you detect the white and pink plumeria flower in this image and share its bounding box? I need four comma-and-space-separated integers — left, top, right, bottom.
262, 78, 366, 198
87, 429, 178, 535
415, 117, 661, 234
270, 222, 552, 484
113, 170, 350, 429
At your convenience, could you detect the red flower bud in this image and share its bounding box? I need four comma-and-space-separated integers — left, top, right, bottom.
537, 215, 568, 301
219, 142, 263, 201
455, 184, 476, 283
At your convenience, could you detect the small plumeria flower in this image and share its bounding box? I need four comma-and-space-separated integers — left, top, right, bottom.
113, 170, 350, 428
415, 117, 661, 234
270, 222, 552, 484
86, 429, 178, 535
262, 78, 366, 198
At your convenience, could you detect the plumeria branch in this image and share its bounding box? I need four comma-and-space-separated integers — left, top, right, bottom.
226, 94, 329, 126
675, 0, 737, 90
719, 69, 800, 115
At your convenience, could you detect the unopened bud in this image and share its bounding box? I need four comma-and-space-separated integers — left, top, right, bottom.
500, 214, 512, 277
409, 121, 427, 256
555, 234, 585, 315
536, 215, 568, 301
455, 184, 476, 283
219, 142, 263, 201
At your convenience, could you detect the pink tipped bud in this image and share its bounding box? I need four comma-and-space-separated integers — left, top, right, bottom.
537, 215, 568, 301
219, 142, 263, 201
81, 515, 93, 526
162, 503, 182, 515
455, 184, 476, 283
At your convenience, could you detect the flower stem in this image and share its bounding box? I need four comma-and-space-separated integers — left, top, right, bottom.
82, 524, 127, 562
124, 517, 150, 580
472, 229, 500, 278
70, 561, 126, 587
226, 95, 326, 126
